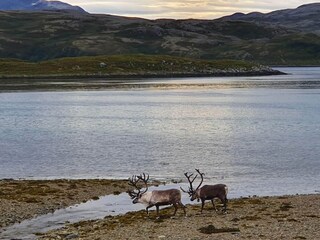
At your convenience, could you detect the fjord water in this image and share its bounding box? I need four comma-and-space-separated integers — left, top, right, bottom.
0, 67, 320, 197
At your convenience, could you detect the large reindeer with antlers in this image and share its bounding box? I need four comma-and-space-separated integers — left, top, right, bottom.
181, 169, 228, 213
128, 173, 186, 217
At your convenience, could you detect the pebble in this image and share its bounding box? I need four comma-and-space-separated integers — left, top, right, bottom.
66, 233, 79, 239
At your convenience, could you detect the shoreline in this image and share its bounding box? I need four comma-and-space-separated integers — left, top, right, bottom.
1, 179, 319, 239
39, 194, 320, 240
1, 68, 320, 93
0, 179, 130, 229
2, 80, 320, 93
0, 70, 285, 81
0, 70, 291, 92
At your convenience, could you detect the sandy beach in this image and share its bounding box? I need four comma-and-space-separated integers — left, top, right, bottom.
0, 179, 319, 239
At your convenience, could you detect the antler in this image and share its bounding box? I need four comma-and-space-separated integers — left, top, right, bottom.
128, 175, 141, 199
195, 169, 205, 190
137, 173, 149, 194
180, 172, 198, 193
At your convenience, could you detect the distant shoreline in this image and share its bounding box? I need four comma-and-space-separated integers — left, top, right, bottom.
0, 54, 285, 92
0, 70, 294, 92
2, 79, 320, 93
0, 69, 285, 80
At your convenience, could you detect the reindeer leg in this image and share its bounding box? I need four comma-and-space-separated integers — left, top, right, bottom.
179, 201, 187, 216
211, 199, 217, 211
201, 199, 205, 213
156, 205, 161, 219
172, 203, 178, 216
219, 196, 227, 214
146, 205, 153, 216
223, 197, 228, 213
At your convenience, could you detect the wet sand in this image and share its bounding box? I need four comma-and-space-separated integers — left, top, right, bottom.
1, 179, 319, 239
0, 179, 129, 229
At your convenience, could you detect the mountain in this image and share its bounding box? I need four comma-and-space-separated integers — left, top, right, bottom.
0, 0, 86, 13
220, 3, 320, 34
0, 3, 319, 65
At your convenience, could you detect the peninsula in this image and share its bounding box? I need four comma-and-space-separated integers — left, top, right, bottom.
0, 55, 283, 91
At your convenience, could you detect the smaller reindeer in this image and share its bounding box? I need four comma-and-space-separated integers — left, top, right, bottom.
128, 173, 186, 217
181, 169, 228, 213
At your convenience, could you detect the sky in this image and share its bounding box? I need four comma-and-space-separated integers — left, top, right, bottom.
62, 0, 318, 19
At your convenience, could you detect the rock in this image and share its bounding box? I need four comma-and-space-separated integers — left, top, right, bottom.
65, 233, 79, 239
99, 62, 107, 68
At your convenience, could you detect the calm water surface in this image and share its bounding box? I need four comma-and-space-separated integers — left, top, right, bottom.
0, 67, 320, 197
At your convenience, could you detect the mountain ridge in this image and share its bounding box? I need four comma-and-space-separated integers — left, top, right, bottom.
219, 3, 320, 34
0, 2, 319, 65
0, 0, 86, 13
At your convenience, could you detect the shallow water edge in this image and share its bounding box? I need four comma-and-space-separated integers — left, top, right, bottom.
0, 179, 318, 240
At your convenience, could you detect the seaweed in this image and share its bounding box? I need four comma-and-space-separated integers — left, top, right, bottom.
240, 215, 262, 221
279, 202, 294, 211
198, 224, 240, 234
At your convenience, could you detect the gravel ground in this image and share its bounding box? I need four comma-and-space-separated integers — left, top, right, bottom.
39, 194, 320, 240
1, 180, 319, 240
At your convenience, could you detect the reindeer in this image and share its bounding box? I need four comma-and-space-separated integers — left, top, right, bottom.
181, 169, 228, 213
128, 173, 186, 217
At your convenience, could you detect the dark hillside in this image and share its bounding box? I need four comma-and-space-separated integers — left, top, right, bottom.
220, 3, 320, 34
0, 3, 319, 65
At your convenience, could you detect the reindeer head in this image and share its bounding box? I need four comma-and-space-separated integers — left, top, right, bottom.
180, 169, 204, 202
128, 173, 149, 204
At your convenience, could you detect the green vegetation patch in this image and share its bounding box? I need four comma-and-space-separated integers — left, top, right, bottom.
0, 54, 265, 78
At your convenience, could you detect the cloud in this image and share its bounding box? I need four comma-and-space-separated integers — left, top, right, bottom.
64, 0, 317, 19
